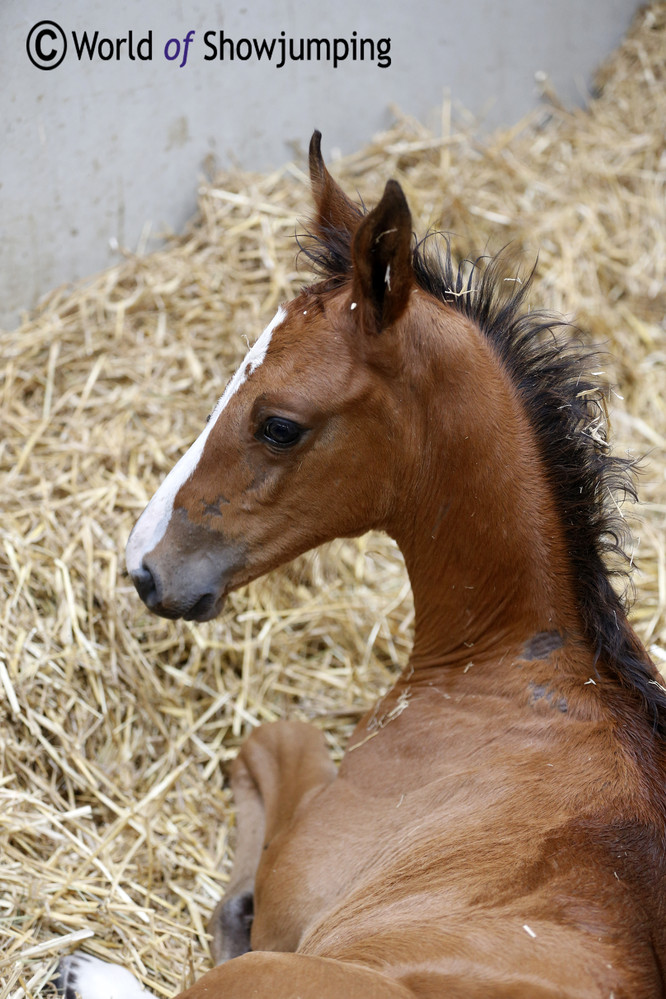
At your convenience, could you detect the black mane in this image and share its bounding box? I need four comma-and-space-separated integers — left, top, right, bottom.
300, 222, 666, 738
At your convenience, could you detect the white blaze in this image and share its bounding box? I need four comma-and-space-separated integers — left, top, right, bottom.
125, 306, 285, 574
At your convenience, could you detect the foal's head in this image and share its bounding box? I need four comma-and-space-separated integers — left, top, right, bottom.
126, 132, 438, 620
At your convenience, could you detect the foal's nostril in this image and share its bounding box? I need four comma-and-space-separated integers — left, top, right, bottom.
184, 591, 217, 621
131, 564, 158, 607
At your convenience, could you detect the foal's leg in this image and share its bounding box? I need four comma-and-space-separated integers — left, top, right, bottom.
208, 749, 264, 963
209, 720, 337, 964
179, 952, 414, 999
56, 951, 414, 999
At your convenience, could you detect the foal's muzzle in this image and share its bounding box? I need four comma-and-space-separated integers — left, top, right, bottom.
129, 556, 228, 622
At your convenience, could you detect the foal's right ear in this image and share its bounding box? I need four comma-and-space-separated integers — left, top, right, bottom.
350, 179, 413, 334
309, 130, 363, 239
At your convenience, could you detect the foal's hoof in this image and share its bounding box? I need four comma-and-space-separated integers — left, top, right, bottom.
209, 889, 254, 964
54, 953, 149, 999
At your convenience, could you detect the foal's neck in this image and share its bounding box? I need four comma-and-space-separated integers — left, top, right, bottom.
390, 312, 583, 677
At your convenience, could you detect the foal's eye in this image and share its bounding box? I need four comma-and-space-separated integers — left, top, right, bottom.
259, 417, 303, 448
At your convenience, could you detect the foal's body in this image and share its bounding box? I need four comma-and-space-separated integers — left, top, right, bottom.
63, 133, 666, 999
210, 644, 664, 997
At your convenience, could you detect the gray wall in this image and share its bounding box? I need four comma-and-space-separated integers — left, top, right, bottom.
2, 0, 640, 328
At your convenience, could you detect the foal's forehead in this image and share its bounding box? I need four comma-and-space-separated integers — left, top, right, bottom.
203, 305, 284, 423
257, 290, 354, 364
214, 290, 351, 413
278, 288, 347, 336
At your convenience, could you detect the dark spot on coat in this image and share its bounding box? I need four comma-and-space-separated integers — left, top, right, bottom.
203, 497, 230, 517
528, 682, 568, 713
523, 631, 565, 661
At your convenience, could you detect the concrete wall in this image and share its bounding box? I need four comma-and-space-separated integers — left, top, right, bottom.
2, 0, 640, 328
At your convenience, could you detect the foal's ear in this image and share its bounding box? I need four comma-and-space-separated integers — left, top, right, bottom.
351, 179, 413, 333
309, 130, 363, 238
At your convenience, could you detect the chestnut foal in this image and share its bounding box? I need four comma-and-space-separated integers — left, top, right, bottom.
60, 133, 666, 998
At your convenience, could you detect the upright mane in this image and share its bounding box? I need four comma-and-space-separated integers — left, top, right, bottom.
300, 217, 666, 737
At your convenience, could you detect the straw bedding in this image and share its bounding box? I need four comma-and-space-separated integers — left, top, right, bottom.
1, 4, 664, 996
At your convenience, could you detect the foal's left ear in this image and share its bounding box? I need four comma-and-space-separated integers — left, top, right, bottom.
351, 179, 413, 334
309, 130, 363, 238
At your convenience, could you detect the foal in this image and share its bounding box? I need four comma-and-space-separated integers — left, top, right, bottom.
62, 132, 666, 998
